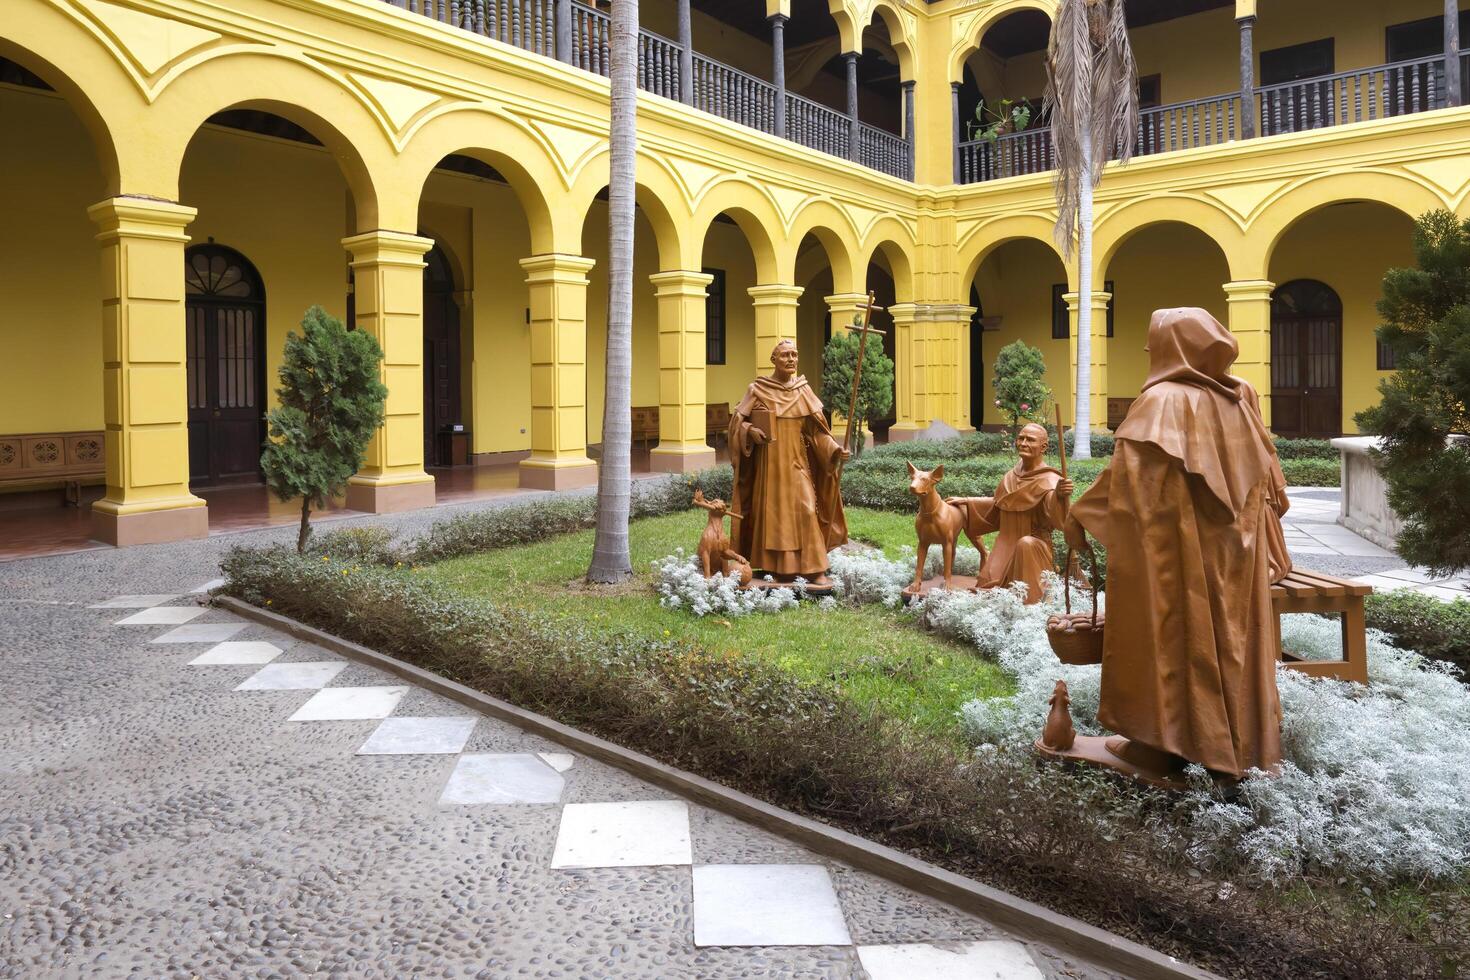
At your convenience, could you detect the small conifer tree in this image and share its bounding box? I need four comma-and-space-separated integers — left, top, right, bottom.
992, 340, 1051, 442
261, 306, 387, 553
821, 323, 895, 459
1357, 210, 1470, 575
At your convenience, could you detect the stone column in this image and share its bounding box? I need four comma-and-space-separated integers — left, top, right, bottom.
902, 80, 916, 179
1224, 279, 1275, 427
341, 230, 437, 513
1238, 15, 1257, 139
87, 197, 208, 546
771, 14, 788, 138
678, 0, 694, 105
746, 283, 803, 369
951, 82, 963, 182
845, 51, 860, 162
825, 292, 875, 449
649, 270, 717, 472
886, 302, 929, 441
556, 0, 573, 64
1064, 291, 1111, 439
1447, 0, 1462, 108
519, 254, 599, 490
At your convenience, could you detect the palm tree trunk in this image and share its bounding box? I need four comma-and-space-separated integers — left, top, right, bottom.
1073, 115, 1094, 460
588, 0, 637, 583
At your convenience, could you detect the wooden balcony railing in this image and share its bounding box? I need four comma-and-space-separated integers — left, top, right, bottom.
383, 0, 913, 180
957, 53, 1467, 184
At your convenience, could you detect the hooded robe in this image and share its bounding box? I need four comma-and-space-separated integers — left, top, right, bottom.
1067, 308, 1288, 778
727, 374, 848, 578
949, 464, 1069, 604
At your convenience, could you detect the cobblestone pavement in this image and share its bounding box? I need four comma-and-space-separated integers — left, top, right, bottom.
1281, 487, 1470, 600
0, 496, 1114, 980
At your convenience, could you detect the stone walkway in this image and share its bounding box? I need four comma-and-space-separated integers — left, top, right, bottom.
1281, 487, 1470, 601
0, 497, 1111, 980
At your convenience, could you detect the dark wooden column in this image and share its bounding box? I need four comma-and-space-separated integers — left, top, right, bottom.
845, 51, 860, 161
555, 0, 573, 63
678, 0, 694, 104
1447, 0, 1462, 108
951, 81, 962, 181
771, 14, 789, 137
1238, 15, 1257, 139
903, 80, 916, 178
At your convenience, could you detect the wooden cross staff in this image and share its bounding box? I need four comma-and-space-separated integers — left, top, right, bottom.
840, 291, 886, 470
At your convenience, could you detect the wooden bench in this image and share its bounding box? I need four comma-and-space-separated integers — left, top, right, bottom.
1106, 397, 1135, 431
706, 403, 730, 445
1273, 569, 1372, 685
631, 406, 660, 445
0, 431, 106, 505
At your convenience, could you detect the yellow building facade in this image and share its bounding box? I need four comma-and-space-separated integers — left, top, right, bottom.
2, 0, 1468, 545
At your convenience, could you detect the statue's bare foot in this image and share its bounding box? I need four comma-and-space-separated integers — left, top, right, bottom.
808, 573, 832, 588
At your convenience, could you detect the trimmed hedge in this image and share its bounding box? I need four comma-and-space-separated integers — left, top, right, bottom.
1366, 590, 1470, 678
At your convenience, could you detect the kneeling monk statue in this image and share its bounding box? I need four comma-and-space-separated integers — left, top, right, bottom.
1062, 308, 1288, 783
727, 339, 849, 588
946, 422, 1074, 604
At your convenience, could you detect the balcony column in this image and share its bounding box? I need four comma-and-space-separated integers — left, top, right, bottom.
555, 0, 572, 64
1224, 280, 1275, 428
844, 51, 860, 162
649, 270, 717, 473
771, 14, 788, 138
747, 284, 803, 369
1447, 0, 1462, 108
1064, 291, 1110, 440
1238, 14, 1257, 139
519, 254, 599, 490
825, 292, 874, 449
902, 80, 916, 178
886, 303, 929, 441
342, 230, 437, 513
677, 0, 694, 104
951, 82, 962, 182
87, 197, 208, 546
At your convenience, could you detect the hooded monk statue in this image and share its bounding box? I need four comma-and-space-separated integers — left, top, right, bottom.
946, 422, 1075, 604
1062, 308, 1292, 783
727, 339, 850, 589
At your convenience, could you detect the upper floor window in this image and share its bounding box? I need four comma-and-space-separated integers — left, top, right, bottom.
1260, 38, 1335, 86
704, 268, 726, 365
1386, 13, 1470, 62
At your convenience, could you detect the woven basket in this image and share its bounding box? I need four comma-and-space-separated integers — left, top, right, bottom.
1047, 546, 1105, 665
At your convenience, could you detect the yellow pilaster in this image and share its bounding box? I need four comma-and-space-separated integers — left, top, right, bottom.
649, 270, 717, 473
342, 230, 437, 513
1064, 291, 1111, 438
825, 292, 875, 449
887, 302, 928, 440
1224, 280, 1276, 427
87, 197, 208, 547
519, 254, 599, 490
747, 284, 803, 368
930, 303, 976, 432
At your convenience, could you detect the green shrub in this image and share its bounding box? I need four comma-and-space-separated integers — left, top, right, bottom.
308, 525, 400, 565
991, 340, 1052, 440
821, 327, 894, 459
1366, 590, 1470, 677
1280, 459, 1339, 487
862, 431, 1010, 461
1273, 437, 1337, 460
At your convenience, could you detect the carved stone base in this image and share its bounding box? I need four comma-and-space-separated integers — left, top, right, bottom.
744, 577, 835, 598
648, 446, 717, 473
901, 574, 979, 602
1033, 735, 1191, 791
92, 502, 209, 547
518, 458, 599, 490
345, 478, 436, 514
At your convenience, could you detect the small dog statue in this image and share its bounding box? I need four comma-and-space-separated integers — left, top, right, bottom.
908, 463, 985, 591
1041, 679, 1077, 751
692, 490, 750, 582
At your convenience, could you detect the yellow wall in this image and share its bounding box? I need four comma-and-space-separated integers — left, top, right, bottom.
972, 238, 1069, 425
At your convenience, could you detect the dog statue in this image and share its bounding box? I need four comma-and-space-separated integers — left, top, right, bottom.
692, 490, 751, 582
1041, 679, 1077, 751
908, 462, 987, 592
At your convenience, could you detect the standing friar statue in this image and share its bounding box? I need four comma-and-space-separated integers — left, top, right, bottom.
726, 339, 849, 591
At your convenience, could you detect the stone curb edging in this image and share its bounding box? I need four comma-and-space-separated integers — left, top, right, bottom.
216, 595, 1220, 980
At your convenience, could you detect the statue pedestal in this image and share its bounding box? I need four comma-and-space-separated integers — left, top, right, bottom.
901, 575, 978, 602
1034, 735, 1190, 791
745, 578, 835, 598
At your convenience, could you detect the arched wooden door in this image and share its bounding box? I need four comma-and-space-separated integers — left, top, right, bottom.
422, 243, 462, 467
1270, 279, 1343, 438
185, 245, 267, 486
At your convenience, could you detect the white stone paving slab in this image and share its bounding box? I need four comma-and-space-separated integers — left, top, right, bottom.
857, 940, 1045, 979
151, 622, 246, 644
289, 686, 408, 722
1352, 575, 1414, 592
551, 800, 691, 869
538, 752, 575, 772
115, 606, 205, 626
188, 641, 283, 666
90, 594, 180, 609
441, 753, 565, 805
235, 661, 347, 691
692, 864, 850, 947
1375, 567, 1448, 584
191, 578, 227, 593
358, 716, 477, 755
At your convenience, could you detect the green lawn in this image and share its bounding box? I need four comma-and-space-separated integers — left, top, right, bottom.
420, 507, 1013, 737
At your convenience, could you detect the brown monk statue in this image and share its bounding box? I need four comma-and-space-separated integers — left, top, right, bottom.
727, 339, 850, 589
1060, 308, 1291, 784
946, 422, 1074, 604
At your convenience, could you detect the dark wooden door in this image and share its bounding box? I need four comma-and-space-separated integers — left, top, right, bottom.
185, 246, 267, 486
1271, 280, 1343, 438
422, 244, 461, 467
